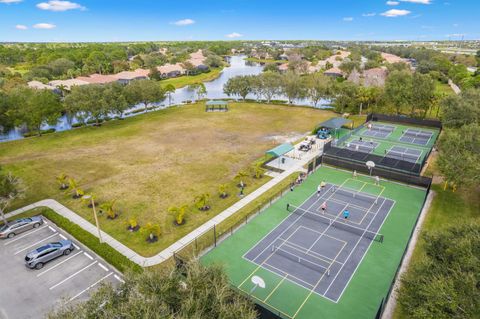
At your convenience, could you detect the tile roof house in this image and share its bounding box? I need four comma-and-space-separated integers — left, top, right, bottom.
28, 80, 58, 91
188, 49, 207, 67
381, 52, 408, 64
49, 79, 90, 90
76, 73, 118, 84
157, 63, 185, 78
112, 69, 149, 84
363, 67, 388, 87
324, 67, 344, 78
278, 63, 289, 72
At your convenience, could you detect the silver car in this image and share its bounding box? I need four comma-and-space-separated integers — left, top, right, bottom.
25, 240, 74, 269
0, 216, 44, 239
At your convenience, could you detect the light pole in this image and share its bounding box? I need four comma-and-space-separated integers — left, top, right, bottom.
83, 194, 103, 243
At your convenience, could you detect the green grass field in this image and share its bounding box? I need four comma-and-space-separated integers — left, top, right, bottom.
201, 166, 427, 319
0, 102, 334, 256
340, 122, 440, 164
160, 68, 223, 89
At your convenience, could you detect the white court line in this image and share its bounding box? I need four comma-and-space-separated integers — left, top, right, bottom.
37, 250, 83, 277
59, 234, 67, 240
275, 236, 344, 265
114, 274, 125, 283
49, 261, 97, 290
98, 263, 108, 272
13, 233, 58, 255
83, 252, 93, 260
323, 198, 389, 301
335, 199, 396, 303
48, 226, 56, 233
298, 225, 347, 245
4, 225, 49, 246
68, 272, 113, 302
263, 261, 314, 288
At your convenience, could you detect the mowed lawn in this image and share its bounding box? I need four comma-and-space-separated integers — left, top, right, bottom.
0, 102, 333, 256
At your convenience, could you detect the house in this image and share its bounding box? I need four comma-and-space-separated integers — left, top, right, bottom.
279, 53, 289, 60
28, 81, 62, 94
363, 67, 388, 87
381, 52, 408, 64
49, 79, 90, 91
157, 63, 185, 78
112, 69, 149, 84
278, 63, 289, 72
324, 67, 344, 78
188, 49, 207, 67
76, 73, 118, 84
325, 50, 351, 68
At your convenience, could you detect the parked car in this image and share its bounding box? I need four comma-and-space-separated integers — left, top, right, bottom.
0, 216, 44, 239
25, 240, 74, 269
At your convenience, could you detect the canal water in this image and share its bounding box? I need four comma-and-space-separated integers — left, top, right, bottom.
0, 55, 331, 142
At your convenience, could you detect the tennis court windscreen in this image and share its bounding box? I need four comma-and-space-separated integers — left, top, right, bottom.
286, 204, 384, 243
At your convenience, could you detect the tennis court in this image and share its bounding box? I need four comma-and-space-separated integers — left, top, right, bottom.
201, 166, 428, 319
361, 123, 395, 139
399, 128, 433, 146
384, 146, 423, 163
243, 183, 394, 302
344, 140, 379, 153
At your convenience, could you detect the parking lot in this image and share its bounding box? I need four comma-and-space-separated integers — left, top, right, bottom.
0, 217, 123, 319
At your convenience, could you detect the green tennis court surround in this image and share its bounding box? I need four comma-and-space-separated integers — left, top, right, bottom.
201, 166, 428, 319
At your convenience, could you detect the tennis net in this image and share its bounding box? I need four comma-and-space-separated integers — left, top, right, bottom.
286, 204, 384, 242
404, 130, 432, 139
385, 150, 419, 162
329, 185, 380, 206
271, 244, 330, 276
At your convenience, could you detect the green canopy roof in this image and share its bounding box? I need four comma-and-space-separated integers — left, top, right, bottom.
266, 143, 294, 157
206, 100, 228, 106
318, 117, 352, 129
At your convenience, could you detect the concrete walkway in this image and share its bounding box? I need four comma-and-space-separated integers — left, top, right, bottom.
6, 140, 323, 267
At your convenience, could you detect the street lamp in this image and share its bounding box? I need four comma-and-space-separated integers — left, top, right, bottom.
83, 194, 103, 243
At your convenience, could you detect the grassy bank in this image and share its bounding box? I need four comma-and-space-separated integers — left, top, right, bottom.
160, 68, 223, 89
0, 102, 334, 256
392, 184, 480, 318
244, 57, 285, 64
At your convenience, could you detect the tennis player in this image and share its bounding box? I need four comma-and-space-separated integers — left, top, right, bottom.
367, 123, 372, 130
375, 176, 380, 185
321, 201, 327, 212
317, 184, 322, 196
343, 209, 350, 219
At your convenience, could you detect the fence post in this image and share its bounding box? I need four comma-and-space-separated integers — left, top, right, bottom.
213, 225, 217, 247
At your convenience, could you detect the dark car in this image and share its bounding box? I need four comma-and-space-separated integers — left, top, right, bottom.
25, 240, 74, 269
0, 216, 44, 239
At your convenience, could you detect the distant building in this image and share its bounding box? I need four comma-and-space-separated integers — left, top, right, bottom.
113, 69, 149, 84
363, 67, 388, 87
324, 67, 344, 78
278, 63, 289, 72
49, 79, 90, 91
157, 63, 185, 78
27, 80, 60, 93
77, 73, 118, 84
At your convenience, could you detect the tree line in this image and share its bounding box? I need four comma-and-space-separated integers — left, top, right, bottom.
0, 79, 170, 136
223, 69, 438, 117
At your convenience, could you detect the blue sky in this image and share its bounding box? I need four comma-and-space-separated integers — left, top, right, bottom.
0, 0, 478, 42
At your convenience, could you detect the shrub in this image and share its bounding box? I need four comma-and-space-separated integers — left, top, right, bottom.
143, 222, 161, 242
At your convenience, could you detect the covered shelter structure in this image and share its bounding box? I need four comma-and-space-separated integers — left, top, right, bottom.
317, 117, 353, 139
266, 143, 294, 158
205, 100, 229, 112
263, 143, 298, 172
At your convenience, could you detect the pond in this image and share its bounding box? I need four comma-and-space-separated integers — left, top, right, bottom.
0, 55, 331, 142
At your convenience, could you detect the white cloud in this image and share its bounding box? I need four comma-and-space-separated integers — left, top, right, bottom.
453, 23, 459, 27
33, 23, 56, 29
362, 13, 376, 17
381, 9, 411, 17
0, 0, 22, 3
400, 0, 432, 4
36, 1, 85, 12
172, 18, 195, 26
15, 24, 28, 30
226, 32, 243, 38
386, 1, 399, 5
343, 17, 354, 21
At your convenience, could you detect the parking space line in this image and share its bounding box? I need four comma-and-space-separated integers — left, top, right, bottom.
4, 225, 49, 246
59, 234, 67, 240
97, 263, 108, 272
48, 226, 56, 233
37, 250, 83, 277
73, 243, 80, 250
114, 274, 125, 283
68, 272, 114, 302
13, 233, 58, 255
49, 261, 97, 290
83, 252, 93, 260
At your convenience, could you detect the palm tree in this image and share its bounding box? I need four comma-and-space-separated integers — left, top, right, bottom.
0, 171, 25, 224
194, 193, 210, 211
164, 84, 176, 106
251, 163, 266, 179
68, 178, 83, 199
234, 170, 249, 188
168, 205, 188, 225
218, 184, 229, 199
56, 173, 69, 190
99, 200, 117, 219
143, 222, 161, 242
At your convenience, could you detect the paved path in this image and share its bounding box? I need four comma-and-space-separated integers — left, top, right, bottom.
6, 140, 323, 267
448, 79, 461, 95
